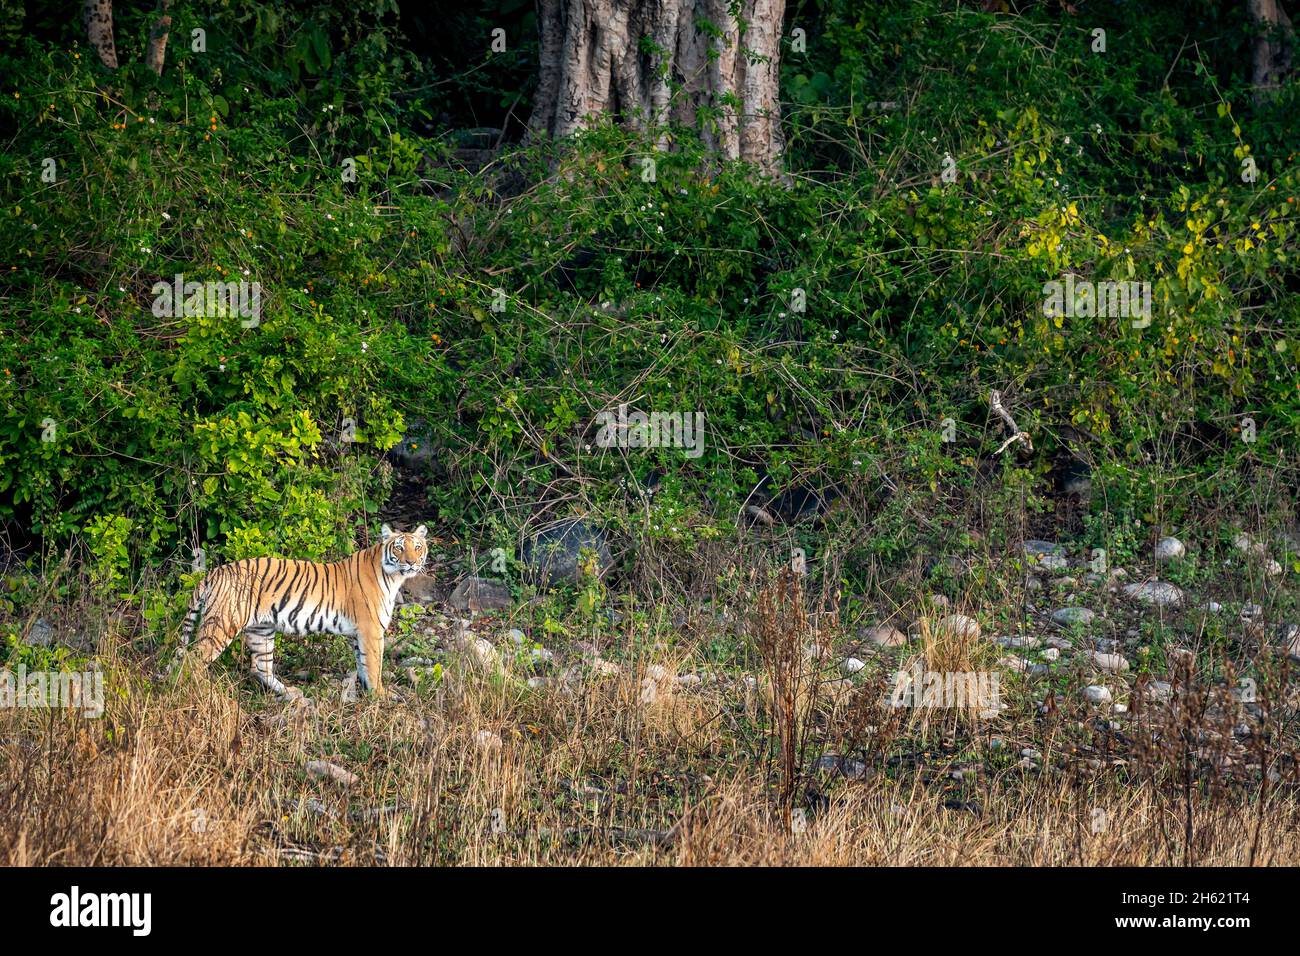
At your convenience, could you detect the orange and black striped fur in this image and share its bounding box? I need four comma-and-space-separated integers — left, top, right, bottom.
172, 524, 428, 699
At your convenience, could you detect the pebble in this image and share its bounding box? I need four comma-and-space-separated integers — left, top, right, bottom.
1122, 580, 1184, 608
843, 657, 866, 674
1036, 554, 1070, 572
996, 635, 1040, 649
1052, 607, 1095, 627
1088, 651, 1130, 673
1154, 536, 1185, 561
1082, 685, 1113, 705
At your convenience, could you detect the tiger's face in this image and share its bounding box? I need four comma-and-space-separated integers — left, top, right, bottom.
380, 524, 428, 576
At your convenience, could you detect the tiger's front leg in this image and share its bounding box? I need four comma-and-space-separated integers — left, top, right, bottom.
354, 623, 385, 696
246, 625, 302, 701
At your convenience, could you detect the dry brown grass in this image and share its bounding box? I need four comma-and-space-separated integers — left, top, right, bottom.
4, 581, 1300, 867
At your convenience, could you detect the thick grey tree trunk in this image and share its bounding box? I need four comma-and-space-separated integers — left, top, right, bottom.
1248, 0, 1294, 98
528, 0, 787, 175
83, 0, 118, 69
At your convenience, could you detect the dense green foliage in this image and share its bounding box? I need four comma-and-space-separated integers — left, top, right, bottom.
1, 0, 1297, 605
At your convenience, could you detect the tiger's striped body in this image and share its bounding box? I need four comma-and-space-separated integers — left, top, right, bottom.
173, 524, 428, 699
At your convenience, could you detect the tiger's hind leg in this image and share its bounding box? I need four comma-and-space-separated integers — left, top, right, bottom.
246, 624, 300, 701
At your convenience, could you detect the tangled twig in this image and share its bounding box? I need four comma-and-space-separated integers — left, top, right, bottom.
990, 390, 1032, 454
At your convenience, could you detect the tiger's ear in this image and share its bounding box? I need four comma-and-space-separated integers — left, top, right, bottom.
413, 524, 427, 539
381, 523, 394, 540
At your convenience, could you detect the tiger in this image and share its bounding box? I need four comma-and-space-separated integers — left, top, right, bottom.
171, 524, 428, 700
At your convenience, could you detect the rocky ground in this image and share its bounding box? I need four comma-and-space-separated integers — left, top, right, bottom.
4, 522, 1300, 865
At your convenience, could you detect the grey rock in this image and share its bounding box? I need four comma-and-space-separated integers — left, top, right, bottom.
1088, 651, 1130, 673
1023, 539, 1064, 557
1082, 685, 1113, 705
398, 573, 446, 606
816, 754, 871, 780
996, 635, 1041, 649
521, 519, 614, 587
1276, 623, 1300, 660
1123, 580, 1184, 608
387, 416, 438, 470
1051, 607, 1096, 628
1233, 532, 1268, 557
26, 618, 54, 647
1036, 553, 1070, 573
448, 576, 513, 612
1154, 536, 1186, 561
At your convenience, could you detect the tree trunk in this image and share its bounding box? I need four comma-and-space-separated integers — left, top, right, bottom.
145, 1, 174, 76
83, 0, 118, 69
528, 0, 787, 176
1248, 0, 1294, 98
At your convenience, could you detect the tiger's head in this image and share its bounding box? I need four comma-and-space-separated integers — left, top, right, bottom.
380, 523, 428, 576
